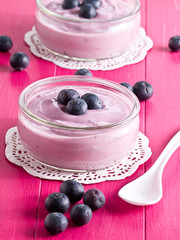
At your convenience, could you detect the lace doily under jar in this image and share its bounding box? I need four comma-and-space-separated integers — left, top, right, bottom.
5, 127, 152, 184
24, 26, 153, 71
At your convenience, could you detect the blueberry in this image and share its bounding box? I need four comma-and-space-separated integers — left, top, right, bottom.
45, 192, 70, 213
168, 36, 180, 52
83, 189, 105, 210
0, 35, 13, 52
120, 82, 133, 92
60, 180, 85, 203
81, 93, 103, 109
57, 89, 80, 105
66, 98, 88, 115
10, 52, 29, 71
74, 68, 93, 76
83, 0, 101, 9
44, 212, 68, 235
70, 204, 92, 226
62, 0, 79, 9
79, 4, 96, 19
133, 81, 153, 101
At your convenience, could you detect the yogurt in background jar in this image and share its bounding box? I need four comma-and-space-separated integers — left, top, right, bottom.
35, 0, 141, 60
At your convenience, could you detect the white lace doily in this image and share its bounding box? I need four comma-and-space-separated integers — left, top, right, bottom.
5, 127, 152, 184
24, 26, 153, 71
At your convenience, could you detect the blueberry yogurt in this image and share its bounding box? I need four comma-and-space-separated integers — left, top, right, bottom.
17, 76, 140, 171
35, 0, 141, 60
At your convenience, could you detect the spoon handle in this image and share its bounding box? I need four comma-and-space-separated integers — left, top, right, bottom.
151, 131, 180, 174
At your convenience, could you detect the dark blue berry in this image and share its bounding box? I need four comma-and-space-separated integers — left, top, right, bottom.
44, 212, 68, 235
45, 192, 70, 213
57, 89, 80, 105
83, 189, 105, 210
81, 93, 103, 109
0, 35, 13, 52
120, 82, 133, 92
79, 4, 96, 19
60, 180, 85, 203
62, 0, 79, 9
168, 36, 180, 52
83, 0, 101, 9
133, 81, 153, 101
70, 204, 92, 226
74, 68, 93, 76
10, 52, 29, 71
66, 98, 88, 115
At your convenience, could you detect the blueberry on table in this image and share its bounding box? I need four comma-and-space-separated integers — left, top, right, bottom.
45, 192, 70, 213
62, 0, 79, 9
70, 204, 92, 226
10, 52, 29, 71
66, 98, 88, 115
168, 36, 180, 52
0, 35, 13, 52
74, 68, 93, 76
83, 0, 102, 9
83, 189, 105, 210
44, 212, 68, 235
60, 180, 85, 203
57, 89, 80, 105
79, 4, 96, 19
120, 82, 133, 92
81, 93, 103, 109
133, 81, 153, 101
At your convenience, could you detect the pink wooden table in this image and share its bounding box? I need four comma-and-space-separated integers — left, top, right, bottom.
1, 0, 180, 239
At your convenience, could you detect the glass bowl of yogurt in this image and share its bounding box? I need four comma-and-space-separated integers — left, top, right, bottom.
35, 0, 141, 60
17, 76, 140, 171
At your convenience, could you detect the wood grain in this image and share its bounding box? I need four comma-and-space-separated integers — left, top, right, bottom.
0, 0, 180, 239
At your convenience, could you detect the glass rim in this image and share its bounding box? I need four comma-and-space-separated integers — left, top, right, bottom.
36, 0, 141, 23
19, 75, 140, 131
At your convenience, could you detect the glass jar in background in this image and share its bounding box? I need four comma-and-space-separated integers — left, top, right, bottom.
35, 0, 141, 60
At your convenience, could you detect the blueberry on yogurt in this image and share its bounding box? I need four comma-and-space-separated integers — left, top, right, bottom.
62, 0, 79, 9
74, 68, 93, 76
70, 204, 92, 226
44, 212, 68, 235
79, 3, 96, 19
45, 192, 70, 213
133, 81, 153, 101
66, 98, 88, 115
0, 35, 13, 52
57, 89, 80, 105
83, 0, 102, 9
168, 36, 180, 52
81, 93, 103, 109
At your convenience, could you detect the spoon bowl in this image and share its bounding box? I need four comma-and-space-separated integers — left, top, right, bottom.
118, 131, 180, 206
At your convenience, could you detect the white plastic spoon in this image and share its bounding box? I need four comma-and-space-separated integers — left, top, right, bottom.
118, 131, 180, 206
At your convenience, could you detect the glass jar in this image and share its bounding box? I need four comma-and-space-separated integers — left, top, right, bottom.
35, 0, 141, 60
17, 76, 140, 171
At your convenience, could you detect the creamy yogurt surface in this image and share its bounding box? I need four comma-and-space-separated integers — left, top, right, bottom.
46, 0, 134, 21
36, 0, 140, 59
27, 86, 132, 128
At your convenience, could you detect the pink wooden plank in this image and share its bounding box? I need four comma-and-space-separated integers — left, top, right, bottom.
145, 0, 180, 239
35, 0, 148, 237
35, 180, 145, 240
0, 0, 56, 239
3, 0, 178, 239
